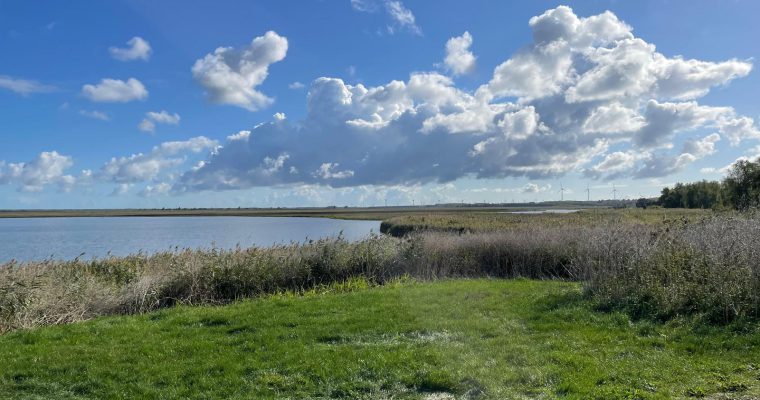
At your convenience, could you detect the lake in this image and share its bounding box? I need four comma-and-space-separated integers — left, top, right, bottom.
0, 217, 381, 263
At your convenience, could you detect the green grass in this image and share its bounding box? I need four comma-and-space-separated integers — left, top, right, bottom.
2, 279, 758, 399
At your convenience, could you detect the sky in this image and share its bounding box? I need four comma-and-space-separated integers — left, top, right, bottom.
1, 0, 760, 209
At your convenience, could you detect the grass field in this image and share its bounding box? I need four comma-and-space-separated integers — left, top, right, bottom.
2, 279, 758, 399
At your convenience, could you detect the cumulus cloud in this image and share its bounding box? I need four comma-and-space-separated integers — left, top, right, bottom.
173, 6, 756, 192
82, 78, 148, 102
717, 116, 760, 145
138, 110, 181, 133
0, 75, 56, 95
0, 151, 76, 192
99, 137, 218, 186
109, 37, 152, 61
192, 31, 288, 111
289, 81, 305, 89
444, 32, 476, 75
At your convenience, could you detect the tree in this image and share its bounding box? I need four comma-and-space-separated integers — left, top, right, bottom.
658, 158, 760, 210
636, 198, 654, 209
659, 180, 722, 209
723, 158, 760, 210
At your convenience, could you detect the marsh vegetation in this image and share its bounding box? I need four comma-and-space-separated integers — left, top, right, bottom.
2, 208, 758, 333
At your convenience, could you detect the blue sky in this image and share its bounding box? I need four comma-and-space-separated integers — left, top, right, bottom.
2, 0, 760, 208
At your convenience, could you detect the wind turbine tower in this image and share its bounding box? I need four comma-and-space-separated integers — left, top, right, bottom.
585, 184, 590, 201
559, 183, 565, 201
612, 184, 619, 201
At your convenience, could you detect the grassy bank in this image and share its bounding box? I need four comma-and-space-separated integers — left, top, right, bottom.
2, 279, 759, 399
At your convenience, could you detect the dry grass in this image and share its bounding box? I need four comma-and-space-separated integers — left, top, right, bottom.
380, 207, 710, 236
0, 235, 404, 332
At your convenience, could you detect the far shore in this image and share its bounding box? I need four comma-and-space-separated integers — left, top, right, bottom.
0, 202, 611, 220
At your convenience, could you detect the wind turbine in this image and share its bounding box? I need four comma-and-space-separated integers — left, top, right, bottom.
585, 184, 591, 202
559, 183, 565, 201
612, 184, 619, 201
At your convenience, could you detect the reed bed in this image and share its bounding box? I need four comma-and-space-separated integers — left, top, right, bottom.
2, 213, 759, 332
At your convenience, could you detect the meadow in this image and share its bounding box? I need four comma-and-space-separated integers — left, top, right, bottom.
2, 207, 759, 398
2, 279, 759, 399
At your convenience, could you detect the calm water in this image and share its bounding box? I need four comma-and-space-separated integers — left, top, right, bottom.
0, 217, 381, 263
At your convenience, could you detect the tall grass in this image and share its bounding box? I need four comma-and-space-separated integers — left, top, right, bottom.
0, 235, 404, 332
2, 214, 759, 332
577, 217, 760, 322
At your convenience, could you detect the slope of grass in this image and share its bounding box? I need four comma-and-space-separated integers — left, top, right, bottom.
2, 279, 758, 399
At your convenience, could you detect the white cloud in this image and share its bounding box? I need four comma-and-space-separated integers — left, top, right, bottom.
444, 32, 476, 75
351, 0, 421, 35
522, 182, 551, 193
192, 31, 288, 111
227, 130, 251, 141
82, 78, 148, 103
654, 57, 752, 100
682, 133, 721, 158
174, 6, 758, 191
139, 182, 171, 197
314, 163, 355, 179
0, 75, 56, 95
384, 1, 421, 35
350, 0, 377, 12
158, 136, 219, 155
147, 111, 180, 124
586, 151, 641, 178
139, 110, 181, 133
0, 151, 75, 192
138, 119, 156, 133
582, 103, 645, 134
109, 37, 152, 61
717, 116, 760, 145
99, 136, 218, 185
289, 81, 305, 89
273, 112, 286, 121
79, 110, 110, 121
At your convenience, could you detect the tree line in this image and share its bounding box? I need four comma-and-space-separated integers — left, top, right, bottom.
647, 158, 760, 210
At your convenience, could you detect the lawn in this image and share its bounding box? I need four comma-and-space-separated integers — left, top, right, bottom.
2, 279, 758, 399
